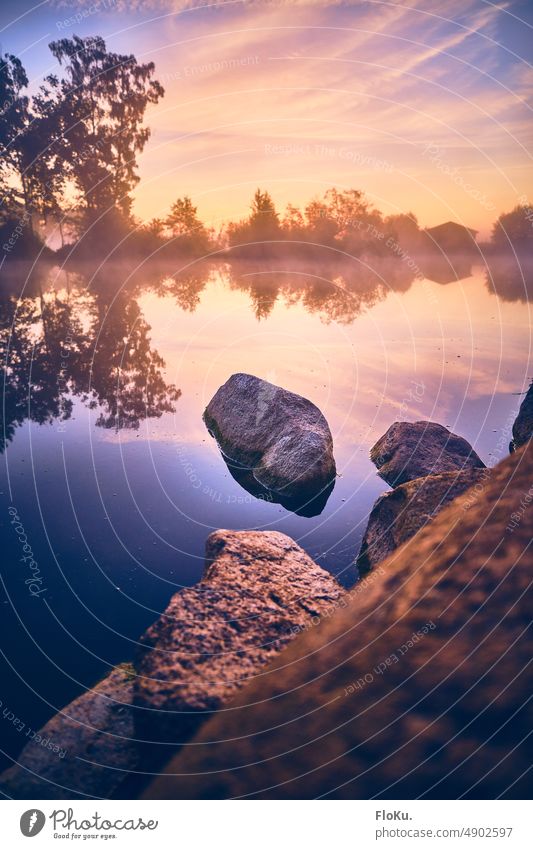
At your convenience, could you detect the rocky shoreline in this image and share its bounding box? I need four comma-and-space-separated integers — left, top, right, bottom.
134, 530, 344, 746
146, 439, 531, 800
1, 377, 531, 800
358, 420, 488, 574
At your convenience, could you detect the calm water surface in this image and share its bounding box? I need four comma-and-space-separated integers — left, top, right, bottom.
1, 254, 531, 768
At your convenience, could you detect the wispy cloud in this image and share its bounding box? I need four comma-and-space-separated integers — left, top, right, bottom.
23, 0, 533, 233
52, 0, 353, 10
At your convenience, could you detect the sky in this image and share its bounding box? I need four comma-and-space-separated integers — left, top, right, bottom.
1, 0, 532, 237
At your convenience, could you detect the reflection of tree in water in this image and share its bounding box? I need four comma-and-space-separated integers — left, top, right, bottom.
484, 253, 533, 304
224, 256, 415, 323
154, 271, 210, 313
2, 254, 415, 451
6, 244, 507, 452
0, 263, 180, 451
1, 293, 72, 450
84, 293, 181, 430
88, 259, 213, 313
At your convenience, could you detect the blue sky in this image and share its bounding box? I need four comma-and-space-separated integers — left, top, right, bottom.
1, 0, 532, 235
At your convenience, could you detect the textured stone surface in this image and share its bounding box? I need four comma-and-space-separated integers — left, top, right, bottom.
370, 420, 485, 486
134, 530, 343, 744
203, 373, 336, 501
357, 468, 488, 574
0, 665, 136, 800
144, 442, 532, 800
511, 381, 533, 451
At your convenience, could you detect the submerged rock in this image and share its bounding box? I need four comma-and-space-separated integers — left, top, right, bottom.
144, 442, 532, 801
0, 665, 136, 800
134, 530, 343, 744
370, 420, 485, 486
357, 468, 488, 574
222, 453, 335, 517
511, 381, 533, 451
203, 373, 336, 502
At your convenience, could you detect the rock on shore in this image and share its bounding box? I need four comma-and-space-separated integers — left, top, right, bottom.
511, 381, 533, 451
370, 420, 485, 486
0, 665, 136, 800
357, 468, 488, 574
0, 531, 343, 797
203, 373, 336, 501
143, 442, 532, 801
134, 530, 343, 744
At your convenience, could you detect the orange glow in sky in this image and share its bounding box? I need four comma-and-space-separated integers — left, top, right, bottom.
6, 0, 533, 238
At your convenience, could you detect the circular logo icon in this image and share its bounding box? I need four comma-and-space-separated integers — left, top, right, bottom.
20, 810, 46, 837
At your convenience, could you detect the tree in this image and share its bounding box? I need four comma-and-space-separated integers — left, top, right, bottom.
304, 189, 371, 246
281, 204, 305, 240
1, 35, 166, 251
165, 196, 211, 254
248, 189, 280, 242
491, 205, 533, 251
227, 189, 281, 249
0, 52, 67, 233
0, 52, 29, 183
226, 217, 249, 248
384, 213, 421, 251
46, 35, 164, 226
145, 217, 165, 237
324, 188, 369, 227
304, 198, 338, 244
29, 78, 68, 226
0, 53, 32, 225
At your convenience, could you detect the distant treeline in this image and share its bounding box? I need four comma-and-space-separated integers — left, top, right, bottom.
1, 34, 532, 262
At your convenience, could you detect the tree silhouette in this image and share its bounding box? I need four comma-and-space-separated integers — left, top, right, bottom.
491, 205, 533, 251
228, 189, 281, 248
44, 35, 164, 226
165, 196, 211, 254
0, 53, 29, 196
85, 291, 181, 431
249, 189, 280, 240
0, 274, 181, 451
281, 204, 305, 240
0, 52, 67, 233
0, 291, 76, 451
384, 213, 422, 252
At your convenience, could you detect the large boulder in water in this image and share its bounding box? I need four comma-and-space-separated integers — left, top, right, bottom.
357, 467, 488, 574
134, 530, 343, 745
511, 381, 533, 451
370, 420, 485, 486
203, 373, 336, 503
143, 442, 532, 800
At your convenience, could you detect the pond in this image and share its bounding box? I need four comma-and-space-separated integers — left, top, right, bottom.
0, 251, 530, 770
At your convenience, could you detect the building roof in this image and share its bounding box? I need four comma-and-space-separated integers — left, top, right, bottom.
426, 221, 478, 236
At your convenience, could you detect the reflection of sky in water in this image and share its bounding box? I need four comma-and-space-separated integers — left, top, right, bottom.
0, 258, 531, 769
